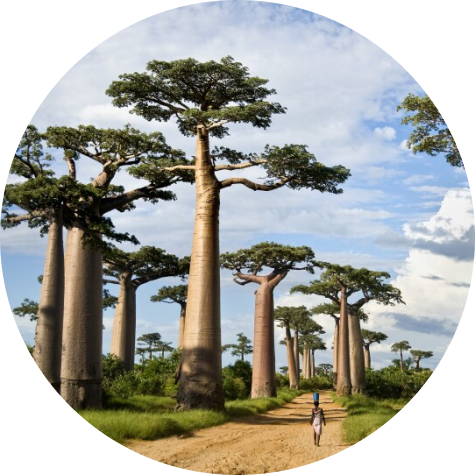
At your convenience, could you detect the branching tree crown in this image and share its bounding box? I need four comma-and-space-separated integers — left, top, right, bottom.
397, 93, 462, 167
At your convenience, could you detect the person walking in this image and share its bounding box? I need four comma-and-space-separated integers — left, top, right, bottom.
310, 401, 326, 446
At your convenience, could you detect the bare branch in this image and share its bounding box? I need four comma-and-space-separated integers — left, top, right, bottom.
214, 160, 266, 172
219, 176, 290, 191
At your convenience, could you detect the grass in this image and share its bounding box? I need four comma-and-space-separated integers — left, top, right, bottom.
333, 393, 409, 444
79, 389, 303, 444
82, 390, 408, 445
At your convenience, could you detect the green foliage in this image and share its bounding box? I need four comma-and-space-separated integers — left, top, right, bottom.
292, 263, 404, 319
222, 333, 253, 362
222, 360, 253, 400
365, 367, 432, 398
10, 124, 53, 179
151, 284, 188, 305
102, 350, 181, 400
26, 343, 35, 356
106, 56, 286, 138
261, 144, 350, 192
221, 242, 315, 275
397, 93, 462, 167
297, 375, 333, 391
333, 393, 408, 444
13, 298, 39, 321
275, 372, 290, 388
80, 407, 228, 444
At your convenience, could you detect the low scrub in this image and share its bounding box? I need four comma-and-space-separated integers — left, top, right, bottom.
80, 389, 302, 444
366, 367, 432, 398
333, 394, 408, 444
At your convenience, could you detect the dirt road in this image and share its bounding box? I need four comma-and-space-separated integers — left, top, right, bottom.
126, 391, 351, 474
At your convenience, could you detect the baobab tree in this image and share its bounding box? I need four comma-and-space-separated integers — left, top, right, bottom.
221, 242, 316, 397
3, 125, 76, 393
300, 333, 326, 379
274, 306, 306, 389
311, 302, 342, 389
410, 349, 433, 370
151, 284, 188, 349
292, 263, 404, 395
361, 329, 388, 369
103, 246, 188, 371
44, 124, 191, 409
107, 56, 350, 410
391, 340, 412, 372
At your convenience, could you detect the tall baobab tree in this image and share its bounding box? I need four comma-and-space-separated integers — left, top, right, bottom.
300, 333, 326, 379
151, 284, 188, 349
45, 124, 191, 409
103, 246, 188, 371
274, 306, 306, 389
311, 302, 341, 389
292, 263, 404, 395
2, 125, 79, 393
221, 242, 316, 397
107, 56, 351, 410
391, 340, 412, 371
361, 329, 388, 369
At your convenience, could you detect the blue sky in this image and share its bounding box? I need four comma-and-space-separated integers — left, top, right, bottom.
2, 0, 472, 374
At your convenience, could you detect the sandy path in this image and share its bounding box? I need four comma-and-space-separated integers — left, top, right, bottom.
126, 391, 351, 474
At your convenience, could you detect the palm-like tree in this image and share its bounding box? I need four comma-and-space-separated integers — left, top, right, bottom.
361, 329, 388, 369
410, 350, 433, 370
391, 341, 412, 371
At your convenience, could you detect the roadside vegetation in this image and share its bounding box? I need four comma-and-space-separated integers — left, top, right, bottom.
76, 348, 433, 446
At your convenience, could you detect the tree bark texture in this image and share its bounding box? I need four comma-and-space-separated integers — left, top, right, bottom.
177, 128, 224, 410
336, 287, 351, 396
293, 331, 300, 382
33, 210, 64, 392
332, 318, 339, 390
60, 226, 103, 409
251, 281, 277, 398
348, 310, 366, 394
110, 273, 137, 371
363, 344, 371, 369
285, 329, 298, 389
178, 303, 186, 349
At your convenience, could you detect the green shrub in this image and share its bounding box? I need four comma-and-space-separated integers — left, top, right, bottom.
366, 367, 432, 398
222, 360, 252, 400
298, 375, 333, 391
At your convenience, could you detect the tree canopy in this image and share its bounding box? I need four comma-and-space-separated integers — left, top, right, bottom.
397, 93, 462, 167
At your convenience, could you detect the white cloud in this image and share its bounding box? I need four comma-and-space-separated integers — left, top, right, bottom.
374, 126, 396, 141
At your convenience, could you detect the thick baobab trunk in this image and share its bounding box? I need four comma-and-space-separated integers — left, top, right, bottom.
348, 310, 366, 394
110, 273, 137, 371
251, 281, 276, 398
336, 287, 351, 396
177, 128, 224, 411
363, 344, 371, 369
61, 226, 103, 409
33, 210, 64, 392
399, 350, 404, 371
310, 350, 315, 378
285, 328, 298, 389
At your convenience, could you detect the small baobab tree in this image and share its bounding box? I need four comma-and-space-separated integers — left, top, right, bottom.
361, 329, 388, 369
391, 341, 412, 371
222, 332, 253, 362
410, 349, 433, 370
103, 246, 188, 371
221, 242, 316, 397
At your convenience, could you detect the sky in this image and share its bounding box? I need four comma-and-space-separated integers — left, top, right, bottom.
1, 1, 475, 474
